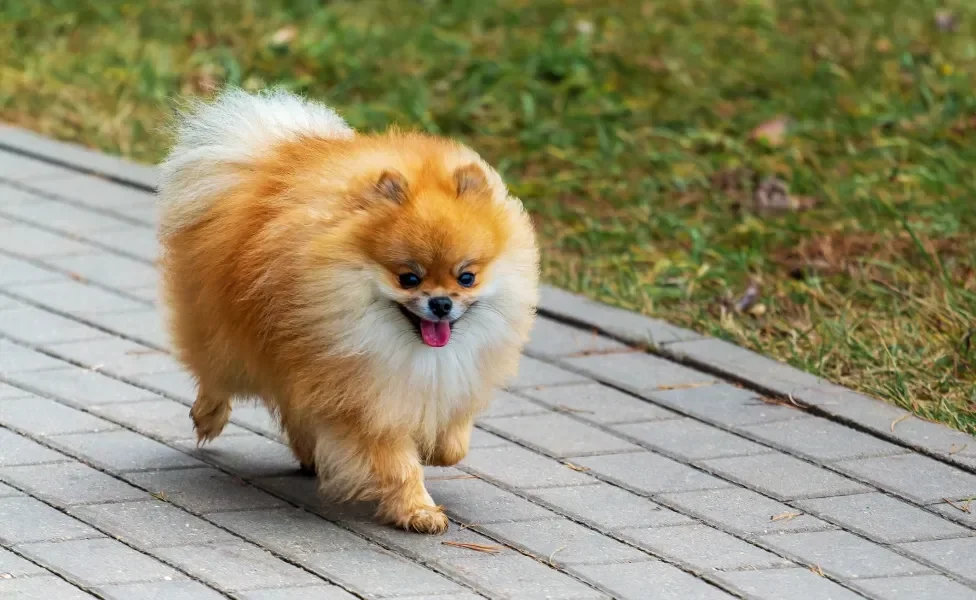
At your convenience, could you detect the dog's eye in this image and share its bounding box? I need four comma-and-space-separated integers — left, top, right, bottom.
457, 272, 476, 288
398, 273, 422, 289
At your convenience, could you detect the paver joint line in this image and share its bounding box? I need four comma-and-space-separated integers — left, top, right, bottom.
2, 134, 976, 599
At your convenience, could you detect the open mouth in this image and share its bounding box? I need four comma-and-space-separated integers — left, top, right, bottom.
397, 304, 455, 348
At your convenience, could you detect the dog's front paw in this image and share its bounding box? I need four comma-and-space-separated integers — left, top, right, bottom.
398, 505, 449, 535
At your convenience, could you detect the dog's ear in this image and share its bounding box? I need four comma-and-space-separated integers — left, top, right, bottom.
370, 170, 409, 204
454, 164, 489, 198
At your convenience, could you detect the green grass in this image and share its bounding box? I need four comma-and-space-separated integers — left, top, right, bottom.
2, 0, 974, 431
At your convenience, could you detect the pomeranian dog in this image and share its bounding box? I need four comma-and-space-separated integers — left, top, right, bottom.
157, 88, 539, 533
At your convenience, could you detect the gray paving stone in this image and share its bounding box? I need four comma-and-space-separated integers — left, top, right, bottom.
478, 390, 549, 418
526, 483, 693, 531
19, 538, 183, 586
570, 561, 733, 600
562, 351, 716, 393
9, 280, 149, 315
0, 547, 49, 578
575, 452, 732, 496
46, 337, 181, 377
0, 198, 133, 234
508, 356, 591, 389
0, 151, 70, 180
425, 476, 557, 524
519, 382, 679, 425
180, 434, 299, 477
0, 427, 69, 466
835, 454, 976, 504
45, 252, 159, 290
3, 367, 159, 406
208, 507, 366, 555
648, 383, 806, 428
739, 417, 909, 462
89, 227, 160, 262
929, 501, 976, 529
81, 310, 169, 349
125, 468, 285, 514
659, 487, 834, 536
795, 492, 971, 544
525, 316, 629, 358
0, 462, 147, 506
665, 337, 825, 393
0, 255, 62, 286
0, 396, 119, 436
480, 413, 642, 457
850, 574, 976, 600
234, 587, 358, 600
91, 399, 248, 441
699, 453, 870, 501
440, 551, 607, 599
71, 500, 236, 548
0, 382, 32, 399
0, 575, 98, 600
0, 224, 96, 257
49, 430, 204, 472
0, 480, 20, 497
480, 518, 648, 566
0, 340, 69, 373
154, 542, 322, 592
300, 548, 465, 598
621, 523, 792, 571
98, 580, 227, 600
461, 444, 594, 489
761, 530, 931, 580
28, 172, 156, 212
227, 403, 281, 438
349, 518, 504, 562
616, 418, 770, 461
0, 496, 101, 544
539, 285, 702, 346
0, 125, 158, 187
365, 595, 482, 600
133, 369, 197, 402
716, 567, 864, 600
469, 427, 508, 449
899, 537, 976, 584
0, 307, 109, 344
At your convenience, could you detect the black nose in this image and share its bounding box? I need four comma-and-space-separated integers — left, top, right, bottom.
428, 296, 453, 318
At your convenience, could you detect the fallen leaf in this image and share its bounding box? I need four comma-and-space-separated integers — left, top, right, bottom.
749, 116, 790, 147
943, 497, 972, 513
564, 462, 590, 472
151, 491, 168, 502
890, 413, 911, 432
68, 272, 88, 283
656, 382, 715, 391
770, 511, 801, 522
949, 443, 968, 455
427, 474, 477, 481
442, 541, 502, 554
935, 10, 958, 33
554, 405, 595, 414
270, 25, 298, 47
810, 564, 825, 577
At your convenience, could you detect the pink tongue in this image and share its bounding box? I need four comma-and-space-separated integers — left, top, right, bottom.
420, 320, 451, 347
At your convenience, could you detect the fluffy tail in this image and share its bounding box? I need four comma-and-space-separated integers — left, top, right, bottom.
157, 88, 354, 237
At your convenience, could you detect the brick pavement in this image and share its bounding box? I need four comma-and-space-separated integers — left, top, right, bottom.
1, 130, 975, 599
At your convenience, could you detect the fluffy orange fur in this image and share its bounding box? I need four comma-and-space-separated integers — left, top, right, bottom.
158, 89, 538, 533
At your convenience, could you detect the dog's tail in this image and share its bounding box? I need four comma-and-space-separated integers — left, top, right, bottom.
157, 87, 353, 237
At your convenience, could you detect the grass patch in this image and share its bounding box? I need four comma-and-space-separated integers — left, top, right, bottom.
2, 0, 974, 431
